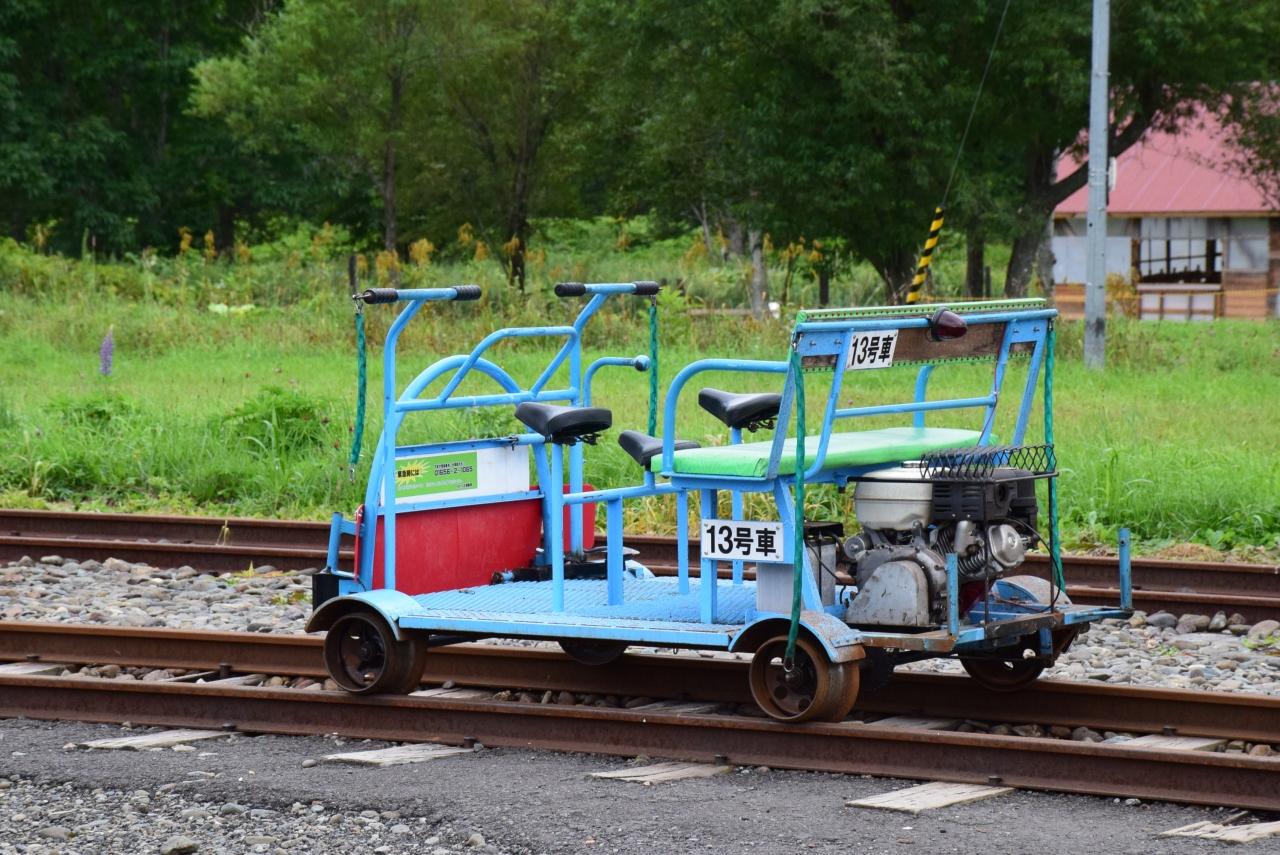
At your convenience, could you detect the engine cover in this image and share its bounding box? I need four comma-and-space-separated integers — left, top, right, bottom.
845, 560, 932, 627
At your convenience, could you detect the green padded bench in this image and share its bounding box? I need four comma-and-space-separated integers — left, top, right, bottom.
650, 426, 984, 477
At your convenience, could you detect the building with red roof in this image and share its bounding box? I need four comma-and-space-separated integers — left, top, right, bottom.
1052, 113, 1277, 320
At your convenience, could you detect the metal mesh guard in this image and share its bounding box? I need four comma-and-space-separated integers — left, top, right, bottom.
918, 444, 1056, 480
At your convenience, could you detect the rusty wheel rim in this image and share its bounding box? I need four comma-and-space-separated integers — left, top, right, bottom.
749, 635, 846, 722
326, 614, 390, 692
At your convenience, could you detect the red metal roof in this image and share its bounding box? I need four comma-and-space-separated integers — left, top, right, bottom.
1055, 113, 1273, 217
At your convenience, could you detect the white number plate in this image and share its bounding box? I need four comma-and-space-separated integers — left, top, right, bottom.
700, 519, 785, 562
846, 331, 898, 370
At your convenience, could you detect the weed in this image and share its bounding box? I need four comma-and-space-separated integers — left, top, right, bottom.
223, 386, 335, 455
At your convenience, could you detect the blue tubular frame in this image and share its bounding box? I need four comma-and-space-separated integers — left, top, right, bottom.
345, 280, 671, 607
326, 294, 1133, 664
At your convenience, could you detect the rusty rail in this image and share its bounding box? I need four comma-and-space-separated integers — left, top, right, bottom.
2, 622, 1278, 743
1, 670, 1277, 811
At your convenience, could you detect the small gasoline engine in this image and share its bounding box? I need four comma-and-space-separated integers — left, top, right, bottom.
841, 464, 1040, 627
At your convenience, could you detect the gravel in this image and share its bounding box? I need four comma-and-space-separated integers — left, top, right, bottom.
0, 773, 508, 855
3, 555, 1277, 696
0, 718, 1267, 855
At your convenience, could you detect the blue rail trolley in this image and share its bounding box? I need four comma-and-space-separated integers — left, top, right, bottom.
309, 283, 1133, 722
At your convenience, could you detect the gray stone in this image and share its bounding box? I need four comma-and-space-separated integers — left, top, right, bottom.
1247, 619, 1279, 641
301, 758, 317, 768
160, 835, 199, 855
38, 555, 64, 565
1071, 726, 1103, 742
1145, 611, 1177, 628
1179, 613, 1211, 631
37, 826, 70, 840
1208, 611, 1229, 632
1228, 624, 1252, 636
466, 832, 486, 848
390, 824, 412, 835
219, 802, 246, 815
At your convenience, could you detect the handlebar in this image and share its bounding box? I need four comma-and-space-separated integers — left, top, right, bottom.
553, 281, 661, 298
357, 285, 481, 304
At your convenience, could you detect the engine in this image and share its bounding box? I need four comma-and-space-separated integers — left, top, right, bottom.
842, 466, 1039, 627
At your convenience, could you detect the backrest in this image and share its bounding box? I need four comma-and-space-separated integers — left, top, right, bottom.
766, 299, 1058, 480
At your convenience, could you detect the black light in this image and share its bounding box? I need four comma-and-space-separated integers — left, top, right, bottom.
928, 308, 968, 341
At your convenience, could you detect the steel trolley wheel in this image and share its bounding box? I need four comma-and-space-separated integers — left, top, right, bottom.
558, 639, 628, 666
748, 634, 860, 723
959, 656, 1046, 691
323, 611, 426, 695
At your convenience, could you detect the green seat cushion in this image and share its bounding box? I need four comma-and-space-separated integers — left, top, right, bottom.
650, 426, 984, 477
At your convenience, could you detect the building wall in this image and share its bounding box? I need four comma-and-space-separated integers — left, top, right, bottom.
1051, 217, 1134, 284
1052, 215, 1279, 319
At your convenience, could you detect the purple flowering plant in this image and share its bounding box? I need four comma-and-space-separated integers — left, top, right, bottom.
99, 326, 114, 377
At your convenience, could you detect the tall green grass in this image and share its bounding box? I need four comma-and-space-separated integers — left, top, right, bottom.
0, 238, 1276, 556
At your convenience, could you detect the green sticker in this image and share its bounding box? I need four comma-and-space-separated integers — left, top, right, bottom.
395, 451, 478, 498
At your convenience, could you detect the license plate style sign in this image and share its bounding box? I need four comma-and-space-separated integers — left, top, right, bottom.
700, 519, 785, 562
846, 330, 897, 370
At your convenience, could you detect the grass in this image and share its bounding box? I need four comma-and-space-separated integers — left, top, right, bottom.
0, 237, 1277, 558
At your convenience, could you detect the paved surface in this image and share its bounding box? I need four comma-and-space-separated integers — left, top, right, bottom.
1, 718, 1266, 855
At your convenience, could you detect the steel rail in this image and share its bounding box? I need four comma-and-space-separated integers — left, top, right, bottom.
3, 622, 1278, 744
1, 672, 1276, 811
2, 510, 1275, 619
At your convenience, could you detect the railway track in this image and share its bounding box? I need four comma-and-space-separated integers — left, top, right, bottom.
3, 509, 1278, 620
1, 621, 1278, 810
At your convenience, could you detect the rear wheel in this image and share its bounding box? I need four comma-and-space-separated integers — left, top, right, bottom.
748, 634, 859, 723
960, 656, 1046, 691
559, 639, 627, 666
324, 611, 426, 695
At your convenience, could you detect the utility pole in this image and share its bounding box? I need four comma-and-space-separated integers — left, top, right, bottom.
1084, 0, 1110, 369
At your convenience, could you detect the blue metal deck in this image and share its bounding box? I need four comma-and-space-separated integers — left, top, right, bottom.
398, 578, 757, 647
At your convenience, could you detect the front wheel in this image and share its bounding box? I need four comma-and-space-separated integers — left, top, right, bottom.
748, 635, 859, 723
323, 611, 426, 695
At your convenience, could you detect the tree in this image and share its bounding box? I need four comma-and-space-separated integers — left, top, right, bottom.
577, 0, 855, 314
425, 0, 585, 290
0, 0, 275, 254
931, 0, 1280, 295
193, 0, 447, 252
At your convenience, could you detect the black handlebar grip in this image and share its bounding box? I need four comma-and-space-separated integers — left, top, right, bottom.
554, 282, 587, 297
633, 280, 660, 296
452, 284, 482, 301
360, 288, 400, 304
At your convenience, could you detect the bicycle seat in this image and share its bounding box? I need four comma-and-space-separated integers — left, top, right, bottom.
515, 403, 612, 445
617, 430, 700, 468
698, 388, 782, 432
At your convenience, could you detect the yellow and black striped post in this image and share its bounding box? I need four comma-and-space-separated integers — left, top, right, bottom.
905, 206, 945, 304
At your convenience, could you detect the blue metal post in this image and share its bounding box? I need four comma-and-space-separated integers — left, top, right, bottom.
606, 499, 624, 605
912, 365, 935, 428
946, 553, 960, 636
729, 426, 745, 585
1118, 527, 1132, 609
326, 512, 344, 571
699, 489, 718, 623
549, 445, 566, 611
676, 491, 690, 595
569, 442, 584, 555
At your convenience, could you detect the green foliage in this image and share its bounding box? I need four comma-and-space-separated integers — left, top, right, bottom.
48, 394, 138, 431
0, 248, 1276, 560
223, 386, 336, 455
